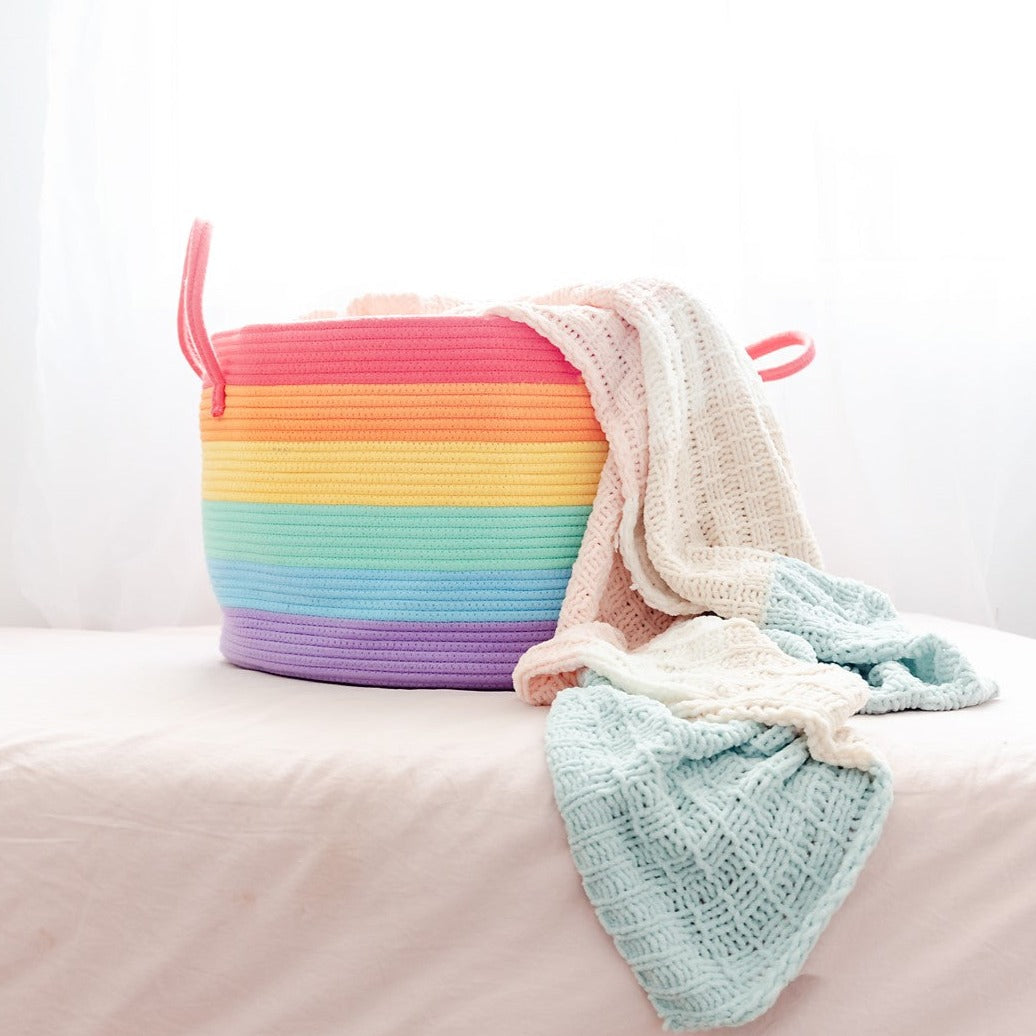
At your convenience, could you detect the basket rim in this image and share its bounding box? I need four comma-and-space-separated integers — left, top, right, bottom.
211, 313, 524, 342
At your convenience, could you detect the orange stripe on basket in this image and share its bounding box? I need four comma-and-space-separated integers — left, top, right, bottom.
200, 384, 605, 443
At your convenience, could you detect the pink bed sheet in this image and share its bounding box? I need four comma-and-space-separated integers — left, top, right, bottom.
1, 615, 1033, 1035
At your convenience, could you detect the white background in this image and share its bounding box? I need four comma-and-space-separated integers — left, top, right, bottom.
2, 0, 1034, 634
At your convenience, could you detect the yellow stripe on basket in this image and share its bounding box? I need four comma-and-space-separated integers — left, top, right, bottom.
202, 439, 609, 507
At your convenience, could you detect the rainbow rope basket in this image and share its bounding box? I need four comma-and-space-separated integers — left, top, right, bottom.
179, 221, 813, 689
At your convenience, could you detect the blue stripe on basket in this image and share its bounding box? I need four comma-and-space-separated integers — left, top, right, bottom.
206, 558, 572, 623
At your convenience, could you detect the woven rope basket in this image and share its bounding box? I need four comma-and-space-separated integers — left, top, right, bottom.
179, 222, 813, 689
179, 222, 607, 688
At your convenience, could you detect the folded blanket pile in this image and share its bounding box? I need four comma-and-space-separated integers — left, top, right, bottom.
338, 282, 998, 1030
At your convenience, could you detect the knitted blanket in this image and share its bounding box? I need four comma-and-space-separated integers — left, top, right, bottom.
343, 282, 998, 1029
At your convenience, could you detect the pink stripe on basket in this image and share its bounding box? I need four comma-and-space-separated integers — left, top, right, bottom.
211, 316, 585, 385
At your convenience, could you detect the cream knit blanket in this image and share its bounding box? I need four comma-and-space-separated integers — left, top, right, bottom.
486, 282, 881, 770
345, 280, 996, 772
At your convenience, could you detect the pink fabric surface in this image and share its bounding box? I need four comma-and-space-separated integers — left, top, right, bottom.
1, 616, 1033, 1035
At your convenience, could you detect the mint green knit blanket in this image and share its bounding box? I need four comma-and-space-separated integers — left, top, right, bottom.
546, 559, 996, 1031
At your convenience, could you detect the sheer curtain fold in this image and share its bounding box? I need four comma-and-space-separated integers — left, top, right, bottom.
4, 0, 1034, 633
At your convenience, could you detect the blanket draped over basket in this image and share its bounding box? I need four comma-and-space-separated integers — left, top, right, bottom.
352, 281, 998, 1030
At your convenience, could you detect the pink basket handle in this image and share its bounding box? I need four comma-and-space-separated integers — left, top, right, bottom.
177, 220, 812, 409
178, 219, 226, 417
746, 331, 816, 382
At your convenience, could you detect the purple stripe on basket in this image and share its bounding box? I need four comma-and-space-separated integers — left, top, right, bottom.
220, 607, 556, 690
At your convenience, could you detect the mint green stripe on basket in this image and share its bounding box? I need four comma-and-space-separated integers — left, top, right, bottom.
202, 500, 592, 570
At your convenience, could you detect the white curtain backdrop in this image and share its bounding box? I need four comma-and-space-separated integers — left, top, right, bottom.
3, 0, 1034, 634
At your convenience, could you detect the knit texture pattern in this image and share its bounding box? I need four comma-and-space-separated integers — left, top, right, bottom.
548, 676, 892, 1030
488, 282, 997, 763
464, 280, 997, 1029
